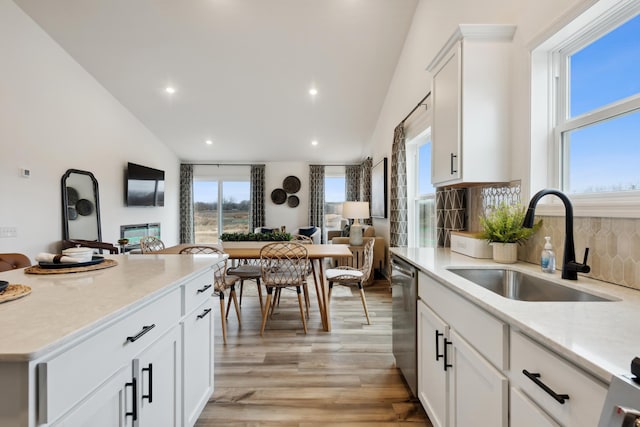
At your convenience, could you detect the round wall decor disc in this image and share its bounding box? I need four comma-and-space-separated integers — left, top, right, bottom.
282, 175, 301, 193
287, 195, 300, 208
271, 188, 287, 205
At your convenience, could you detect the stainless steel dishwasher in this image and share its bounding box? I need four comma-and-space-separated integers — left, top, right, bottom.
391, 254, 418, 397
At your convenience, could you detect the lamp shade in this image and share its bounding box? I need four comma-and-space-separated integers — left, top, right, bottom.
342, 201, 369, 220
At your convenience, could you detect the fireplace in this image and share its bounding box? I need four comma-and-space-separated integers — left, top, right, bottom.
120, 223, 161, 251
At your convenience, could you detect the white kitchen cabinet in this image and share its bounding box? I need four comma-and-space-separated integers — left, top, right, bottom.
427, 25, 516, 187
417, 272, 507, 426
511, 386, 560, 427
135, 325, 181, 426
183, 300, 215, 426
510, 330, 607, 427
417, 300, 448, 427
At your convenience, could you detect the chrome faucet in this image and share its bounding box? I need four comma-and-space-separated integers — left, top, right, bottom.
522, 189, 590, 280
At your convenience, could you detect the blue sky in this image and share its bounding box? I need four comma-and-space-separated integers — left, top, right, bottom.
194, 180, 249, 203
568, 13, 640, 193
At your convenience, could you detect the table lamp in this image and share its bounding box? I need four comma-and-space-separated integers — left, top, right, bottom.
342, 201, 370, 245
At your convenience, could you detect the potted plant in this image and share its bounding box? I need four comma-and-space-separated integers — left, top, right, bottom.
219, 231, 292, 248
479, 202, 540, 263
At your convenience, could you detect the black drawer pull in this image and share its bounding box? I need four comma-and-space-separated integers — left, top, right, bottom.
142, 363, 153, 403
435, 330, 444, 361
523, 369, 570, 404
126, 324, 156, 343
450, 153, 458, 174
443, 338, 453, 371
197, 308, 212, 319
197, 284, 212, 294
125, 377, 138, 420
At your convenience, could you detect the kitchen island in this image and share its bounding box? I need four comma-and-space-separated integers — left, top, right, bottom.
392, 247, 640, 426
0, 253, 224, 427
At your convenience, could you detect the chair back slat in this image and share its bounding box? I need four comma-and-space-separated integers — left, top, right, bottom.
259, 242, 308, 286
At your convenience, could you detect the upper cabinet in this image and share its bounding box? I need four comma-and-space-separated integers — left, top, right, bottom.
427, 25, 516, 187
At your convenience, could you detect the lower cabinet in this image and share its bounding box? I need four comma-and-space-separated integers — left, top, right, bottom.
183, 300, 215, 426
417, 298, 507, 427
511, 386, 561, 427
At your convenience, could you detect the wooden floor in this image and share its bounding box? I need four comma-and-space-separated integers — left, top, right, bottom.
195, 276, 432, 427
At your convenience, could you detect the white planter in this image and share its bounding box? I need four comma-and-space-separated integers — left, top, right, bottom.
491, 242, 518, 264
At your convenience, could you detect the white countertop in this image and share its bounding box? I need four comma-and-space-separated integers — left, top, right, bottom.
0, 254, 224, 362
391, 247, 640, 384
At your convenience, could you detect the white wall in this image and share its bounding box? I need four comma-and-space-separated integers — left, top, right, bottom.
264, 162, 310, 232
0, 1, 180, 259
367, 0, 587, 244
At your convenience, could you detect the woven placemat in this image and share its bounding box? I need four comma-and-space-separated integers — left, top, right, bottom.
25, 258, 118, 275
0, 284, 31, 303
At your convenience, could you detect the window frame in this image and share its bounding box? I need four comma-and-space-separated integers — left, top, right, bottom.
406, 127, 436, 248
530, 0, 640, 217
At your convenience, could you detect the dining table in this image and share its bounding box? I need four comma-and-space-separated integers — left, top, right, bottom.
156, 242, 353, 331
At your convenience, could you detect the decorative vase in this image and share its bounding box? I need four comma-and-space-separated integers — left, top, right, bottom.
491, 242, 518, 264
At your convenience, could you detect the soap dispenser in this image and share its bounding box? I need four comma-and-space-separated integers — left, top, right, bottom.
541, 236, 556, 273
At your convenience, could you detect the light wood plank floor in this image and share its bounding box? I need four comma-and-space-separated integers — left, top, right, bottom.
196, 277, 432, 427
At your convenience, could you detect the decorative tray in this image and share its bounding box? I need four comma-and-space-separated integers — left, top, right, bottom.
38, 255, 105, 269
0, 284, 31, 304
25, 258, 118, 275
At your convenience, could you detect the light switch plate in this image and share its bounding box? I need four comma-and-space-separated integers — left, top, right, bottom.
0, 227, 17, 238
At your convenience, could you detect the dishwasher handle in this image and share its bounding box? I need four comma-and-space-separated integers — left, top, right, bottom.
391, 260, 415, 278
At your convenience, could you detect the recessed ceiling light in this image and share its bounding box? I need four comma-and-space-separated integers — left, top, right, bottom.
205, 140, 213, 145
309, 88, 318, 96
311, 140, 318, 146
165, 86, 176, 94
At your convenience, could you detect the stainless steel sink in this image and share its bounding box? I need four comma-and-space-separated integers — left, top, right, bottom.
447, 268, 613, 302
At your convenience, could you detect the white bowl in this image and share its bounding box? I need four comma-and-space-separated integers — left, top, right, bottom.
62, 247, 94, 263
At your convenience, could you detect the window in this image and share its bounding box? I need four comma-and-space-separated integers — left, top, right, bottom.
324, 166, 346, 238
531, 0, 640, 216
557, 11, 640, 195
407, 128, 436, 247
193, 165, 250, 243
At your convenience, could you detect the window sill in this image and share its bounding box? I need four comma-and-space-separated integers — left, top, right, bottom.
532, 191, 640, 218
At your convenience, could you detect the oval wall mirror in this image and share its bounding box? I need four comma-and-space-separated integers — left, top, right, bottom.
61, 169, 102, 241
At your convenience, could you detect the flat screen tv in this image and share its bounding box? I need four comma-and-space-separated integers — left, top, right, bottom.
126, 162, 165, 207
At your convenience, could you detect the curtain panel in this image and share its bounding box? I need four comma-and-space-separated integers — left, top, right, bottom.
345, 165, 361, 202
309, 165, 325, 242
360, 157, 372, 225
179, 164, 194, 244
391, 125, 408, 247
249, 164, 265, 231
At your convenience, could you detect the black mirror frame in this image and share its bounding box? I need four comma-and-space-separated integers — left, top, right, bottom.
61, 169, 102, 241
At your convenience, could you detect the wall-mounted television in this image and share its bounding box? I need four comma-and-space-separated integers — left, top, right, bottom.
126, 162, 165, 207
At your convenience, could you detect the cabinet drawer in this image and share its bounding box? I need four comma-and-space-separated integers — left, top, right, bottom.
183, 268, 216, 315
421, 274, 508, 370
510, 330, 607, 426
38, 287, 181, 424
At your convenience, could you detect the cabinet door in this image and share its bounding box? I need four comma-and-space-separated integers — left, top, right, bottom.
183, 300, 215, 427
511, 387, 560, 427
134, 325, 181, 427
431, 43, 461, 185
52, 366, 133, 427
448, 329, 507, 427
417, 300, 448, 427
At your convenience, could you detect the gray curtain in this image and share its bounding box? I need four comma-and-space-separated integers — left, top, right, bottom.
360, 157, 372, 225
345, 165, 360, 201
249, 164, 265, 230
391, 124, 408, 247
309, 165, 325, 242
179, 164, 194, 244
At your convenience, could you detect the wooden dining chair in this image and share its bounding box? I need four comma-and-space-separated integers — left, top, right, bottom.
226, 258, 264, 314
139, 236, 165, 253
181, 245, 241, 345
259, 242, 309, 335
325, 238, 374, 325
0, 253, 31, 272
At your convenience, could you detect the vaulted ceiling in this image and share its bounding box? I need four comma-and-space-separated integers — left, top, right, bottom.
14, 0, 418, 163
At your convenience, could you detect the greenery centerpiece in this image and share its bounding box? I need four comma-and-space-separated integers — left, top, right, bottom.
479, 202, 540, 263
219, 231, 292, 242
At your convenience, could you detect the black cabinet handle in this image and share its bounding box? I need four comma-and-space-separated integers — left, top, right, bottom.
435, 330, 444, 361
444, 338, 453, 371
125, 377, 138, 420
197, 284, 212, 294
197, 308, 212, 319
522, 369, 570, 404
142, 363, 153, 403
126, 324, 156, 343
450, 153, 458, 175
